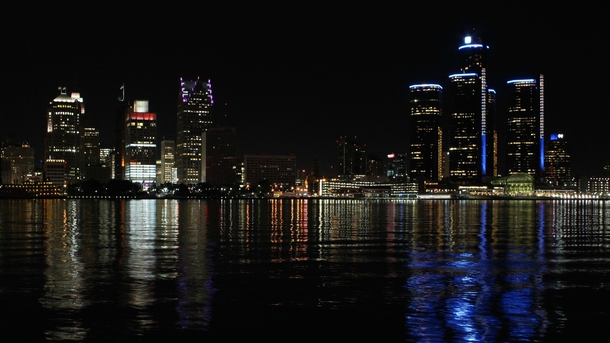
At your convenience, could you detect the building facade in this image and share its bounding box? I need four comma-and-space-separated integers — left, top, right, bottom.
505, 76, 545, 182
157, 140, 177, 184
243, 154, 296, 189
408, 84, 443, 182
446, 31, 498, 184
44, 88, 84, 185
545, 133, 572, 188
176, 77, 213, 185
337, 136, 367, 180
124, 100, 157, 187
204, 126, 238, 185
0, 143, 35, 184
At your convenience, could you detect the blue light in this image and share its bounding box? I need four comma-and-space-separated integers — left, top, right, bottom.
449, 73, 478, 79
482, 133, 487, 176
409, 84, 443, 89
540, 138, 544, 173
458, 44, 484, 50
507, 79, 536, 84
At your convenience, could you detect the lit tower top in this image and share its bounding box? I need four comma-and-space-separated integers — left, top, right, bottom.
458, 30, 489, 73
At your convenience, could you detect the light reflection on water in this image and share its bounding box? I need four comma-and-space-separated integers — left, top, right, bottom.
1, 198, 610, 341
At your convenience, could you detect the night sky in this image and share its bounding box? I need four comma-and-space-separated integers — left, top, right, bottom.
2, 2, 608, 178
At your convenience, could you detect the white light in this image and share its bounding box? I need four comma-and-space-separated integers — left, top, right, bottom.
465, 36, 472, 44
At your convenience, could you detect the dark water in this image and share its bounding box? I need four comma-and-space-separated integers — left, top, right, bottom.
1, 198, 610, 342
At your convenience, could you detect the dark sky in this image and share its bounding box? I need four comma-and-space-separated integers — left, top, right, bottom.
2, 2, 608, 177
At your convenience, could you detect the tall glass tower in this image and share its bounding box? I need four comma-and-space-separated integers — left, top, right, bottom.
447, 31, 494, 184
408, 84, 443, 181
176, 77, 213, 184
125, 100, 157, 188
505, 75, 545, 182
45, 87, 84, 185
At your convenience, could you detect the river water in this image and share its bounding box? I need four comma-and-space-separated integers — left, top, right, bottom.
1, 198, 609, 342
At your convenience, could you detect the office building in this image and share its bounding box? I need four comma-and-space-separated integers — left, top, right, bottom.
176, 77, 213, 184
158, 140, 177, 184
44, 159, 66, 190
408, 84, 443, 181
0, 143, 35, 184
447, 32, 494, 184
124, 100, 157, 187
243, 154, 296, 188
44, 87, 84, 184
114, 84, 129, 180
505, 76, 545, 182
386, 152, 408, 182
204, 126, 238, 185
337, 136, 367, 180
79, 127, 101, 180
545, 133, 572, 188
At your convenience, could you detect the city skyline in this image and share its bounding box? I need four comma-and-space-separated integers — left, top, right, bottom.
2, 3, 608, 177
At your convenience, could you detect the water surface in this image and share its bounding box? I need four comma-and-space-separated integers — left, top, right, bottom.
1, 198, 609, 341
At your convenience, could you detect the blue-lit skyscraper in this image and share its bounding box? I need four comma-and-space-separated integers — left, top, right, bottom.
545, 133, 572, 188
447, 31, 494, 184
505, 76, 545, 182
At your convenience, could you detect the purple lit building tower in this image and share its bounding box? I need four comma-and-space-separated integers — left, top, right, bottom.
176, 77, 213, 184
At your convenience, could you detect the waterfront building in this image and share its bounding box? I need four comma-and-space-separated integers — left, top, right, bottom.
545, 133, 572, 188
203, 126, 238, 185
386, 152, 408, 182
124, 100, 157, 187
337, 136, 367, 180
44, 88, 84, 184
505, 76, 545, 182
44, 159, 66, 190
586, 177, 610, 196
243, 154, 296, 189
408, 84, 443, 182
157, 140, 177, 184
79, 127, 101, 180
114, 84, 129, 180
447, 32, 495, 184
176, 77, 213, 185
318, 178, 418, 197
0, 143, 35, 184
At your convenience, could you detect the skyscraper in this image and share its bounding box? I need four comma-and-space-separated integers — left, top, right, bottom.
545, 133, 572, 188
337, 136, 367, 180
505, 76, 545, 182
158, 140, 177, 185
79, 127, 100, 180
204, 126, 238, 185
408, 84, 443, 181
447, 32, 494, 184
176, 77, 213, 185
44, 87, 84, 185
114, 84, 129, 180
124, 100, 157, 187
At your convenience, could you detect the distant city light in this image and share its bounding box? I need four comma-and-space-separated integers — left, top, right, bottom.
449, 73, 478, 79
458, 44, 483, 50
409, 84, 443, 90
507, 79, 536, 84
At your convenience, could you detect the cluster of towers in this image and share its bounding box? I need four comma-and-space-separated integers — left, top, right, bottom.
407, 31, 553, 186
36, 77, 240, 190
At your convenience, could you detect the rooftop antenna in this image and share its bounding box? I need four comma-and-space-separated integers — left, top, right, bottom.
118, 83, 125, 102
